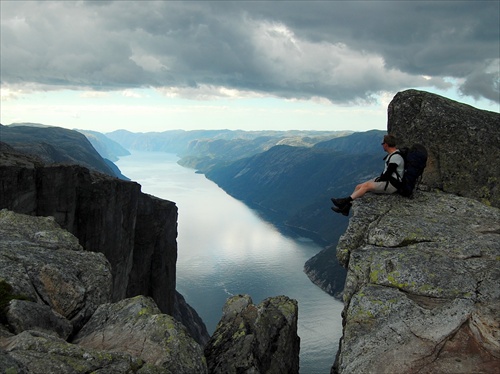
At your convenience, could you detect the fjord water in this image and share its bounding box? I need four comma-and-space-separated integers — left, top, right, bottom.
116, 151, 343, 373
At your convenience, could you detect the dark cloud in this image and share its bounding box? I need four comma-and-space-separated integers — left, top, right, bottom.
1, 1, 498, 103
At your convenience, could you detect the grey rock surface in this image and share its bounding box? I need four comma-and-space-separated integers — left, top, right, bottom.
204, 294, 300, 374
0, 209, 112, 331
6, 300, 73, 340
1, 330, 162, 374
333, 192, 500, 373
74, 295, 207, 374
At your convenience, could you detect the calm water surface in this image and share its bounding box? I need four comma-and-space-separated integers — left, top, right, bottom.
116, 151, 343, 374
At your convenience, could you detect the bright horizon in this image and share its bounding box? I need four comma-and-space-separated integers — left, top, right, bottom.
1, 1, 498, 134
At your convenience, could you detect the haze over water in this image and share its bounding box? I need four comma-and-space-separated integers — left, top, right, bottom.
116, 151, 344, 374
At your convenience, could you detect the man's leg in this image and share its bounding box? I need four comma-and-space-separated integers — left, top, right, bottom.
350, 181, 377, 200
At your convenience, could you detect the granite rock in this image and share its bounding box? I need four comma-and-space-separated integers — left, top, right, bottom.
73, 295, 207, 374
0, 209, 112, 332
204, 294, 300, 374
333, 192, 500, 373
0, 211, 207, 374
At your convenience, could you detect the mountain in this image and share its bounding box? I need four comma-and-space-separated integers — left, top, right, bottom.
314, 129, 385, 154
76, 129, 130, 162
106, 129, 233, 154
1, 124, 128, 180
205, 133, 384, 243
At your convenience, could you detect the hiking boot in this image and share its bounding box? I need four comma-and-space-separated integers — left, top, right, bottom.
331, 202, 351, 216
331, 197, 351, 208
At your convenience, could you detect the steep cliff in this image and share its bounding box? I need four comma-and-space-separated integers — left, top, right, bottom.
0, 139, 209, 345
333, 90, 500, 373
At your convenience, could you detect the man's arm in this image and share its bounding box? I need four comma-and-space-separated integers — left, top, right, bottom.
377, 163, 399, 181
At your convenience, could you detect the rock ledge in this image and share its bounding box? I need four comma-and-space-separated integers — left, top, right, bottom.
333, 192, 500, 373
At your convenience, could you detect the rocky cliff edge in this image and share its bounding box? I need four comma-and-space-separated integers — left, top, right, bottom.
0, 210, 300, 373
334, 193, 500, 373
0, 209, 207, 373
333, 90, 500, 373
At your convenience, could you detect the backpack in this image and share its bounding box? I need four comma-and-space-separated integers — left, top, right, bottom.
391, 144, 428, 197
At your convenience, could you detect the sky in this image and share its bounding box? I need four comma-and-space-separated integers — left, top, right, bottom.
1, 0, 499, 133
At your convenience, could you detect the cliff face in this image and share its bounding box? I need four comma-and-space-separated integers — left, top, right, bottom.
0, 140, 208, 345
334, 90, 500, 373
0, 147, 167, 307
334, 193, 500, 373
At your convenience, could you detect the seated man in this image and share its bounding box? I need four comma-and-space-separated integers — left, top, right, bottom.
331, 134, 404, 216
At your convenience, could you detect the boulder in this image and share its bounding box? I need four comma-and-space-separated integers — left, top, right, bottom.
333, 192, 500, 373
0, 209, 112, 331
6, 300, 73, 340
388, 89, 500, 207
73, 295, 207, 374
204, 294, 300, 374
0, 211, 207, 373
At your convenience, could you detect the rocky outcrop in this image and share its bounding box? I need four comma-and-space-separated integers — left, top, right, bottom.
73, 295, 207, 373
1, 208, 299, 373
0, 142, 172, 313
334, 90, 500, 373
388, 89, 500, 208
333, 193, 500, 373
0, 210, 207, 373
204, 294, 300, 374
0, 209, 112, 334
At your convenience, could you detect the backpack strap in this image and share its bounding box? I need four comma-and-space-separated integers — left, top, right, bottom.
384, 151, 403, 183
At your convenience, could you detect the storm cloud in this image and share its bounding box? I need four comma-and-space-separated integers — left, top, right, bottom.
1, 1, 498, 103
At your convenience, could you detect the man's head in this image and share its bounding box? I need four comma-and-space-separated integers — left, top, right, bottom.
382, 134, 397, 147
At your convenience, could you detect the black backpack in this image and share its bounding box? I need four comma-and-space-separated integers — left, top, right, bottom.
391, 144, 428, 197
